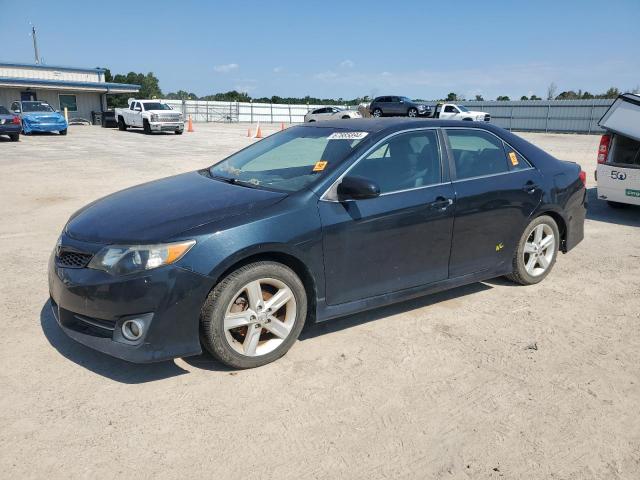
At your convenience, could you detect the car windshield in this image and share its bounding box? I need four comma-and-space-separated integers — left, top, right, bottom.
209, 127, 368, 192
22, 101, 54, 113
142, 102, 172, 110
457, 105, 470, 112
0, 106, 9, 114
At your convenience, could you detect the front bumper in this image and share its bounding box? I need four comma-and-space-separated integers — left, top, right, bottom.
150, 122, 184, 132
48, 238, 214, 363
22, 121, 68, 133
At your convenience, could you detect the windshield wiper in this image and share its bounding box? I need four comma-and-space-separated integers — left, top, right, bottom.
210, 175, 264, 190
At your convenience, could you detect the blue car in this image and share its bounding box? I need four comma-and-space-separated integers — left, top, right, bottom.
10, 100, 68, 135
49, 119, 586, 368
0, 105, 21, 141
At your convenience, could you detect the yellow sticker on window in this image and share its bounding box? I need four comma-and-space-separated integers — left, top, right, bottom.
509, 152, 519, 166
313, 161, 328, 172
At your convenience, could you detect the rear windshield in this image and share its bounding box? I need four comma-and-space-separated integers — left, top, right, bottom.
22, 101, 54, 112
0, 106, 9, 114
611, 135, 640, 167
209, 126, 368, 192
142, 102, 172, 110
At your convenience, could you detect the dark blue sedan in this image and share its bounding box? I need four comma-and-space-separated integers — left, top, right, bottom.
0, 106, 21, 141
49, 119, 586, 368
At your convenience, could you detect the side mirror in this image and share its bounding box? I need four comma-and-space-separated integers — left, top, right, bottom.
12, 109, 20, 114
337, 175, 380, 201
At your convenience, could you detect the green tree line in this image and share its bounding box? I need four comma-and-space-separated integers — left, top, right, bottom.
104, 69, 635, 106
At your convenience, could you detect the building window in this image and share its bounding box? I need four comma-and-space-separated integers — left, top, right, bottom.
59, 94, 78, 112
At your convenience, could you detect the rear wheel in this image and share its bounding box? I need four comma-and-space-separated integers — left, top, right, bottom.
143, 119, 152, 134
200, 261, 307, 369
372, 108, 382, 117
118, 117, 127, 131
408, 108, 418, 117
506, 215, 559, 285
9, 133, 19, 142
341, 115, 350, 119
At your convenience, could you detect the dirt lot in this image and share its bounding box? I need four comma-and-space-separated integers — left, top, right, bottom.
1, 124, 639, 479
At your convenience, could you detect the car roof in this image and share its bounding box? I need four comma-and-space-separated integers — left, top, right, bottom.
295, 118, 500, 134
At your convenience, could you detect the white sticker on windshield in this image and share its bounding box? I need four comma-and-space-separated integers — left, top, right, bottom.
327, 131, 369, 140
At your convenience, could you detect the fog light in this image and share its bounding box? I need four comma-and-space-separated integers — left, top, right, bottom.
122, 319, 145, 341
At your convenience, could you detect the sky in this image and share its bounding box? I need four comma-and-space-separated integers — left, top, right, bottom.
1, 0, 638, 100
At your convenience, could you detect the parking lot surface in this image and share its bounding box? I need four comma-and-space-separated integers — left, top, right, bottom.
1, 124, 639, 479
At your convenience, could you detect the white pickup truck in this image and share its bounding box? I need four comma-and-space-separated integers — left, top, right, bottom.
115, 99, 184, 134
432, 103, 490, 122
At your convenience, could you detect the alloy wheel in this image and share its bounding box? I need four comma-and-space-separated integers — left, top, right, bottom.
223, 278, 297, 356
523, 224, 555, 277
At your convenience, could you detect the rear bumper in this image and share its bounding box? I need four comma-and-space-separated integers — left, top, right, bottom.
48, 246, 214, 363
0, 124, 21, 135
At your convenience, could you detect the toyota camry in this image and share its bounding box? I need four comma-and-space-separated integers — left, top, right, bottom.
49, 119, 586, 368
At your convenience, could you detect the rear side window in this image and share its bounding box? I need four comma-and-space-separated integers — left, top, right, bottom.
348, 130, 442, 193
446, 129, 509, 180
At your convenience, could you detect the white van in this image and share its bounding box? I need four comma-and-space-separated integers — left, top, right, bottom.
596, 93, 640, 208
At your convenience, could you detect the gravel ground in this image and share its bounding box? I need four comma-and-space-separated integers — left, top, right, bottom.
1, 124, 639, 479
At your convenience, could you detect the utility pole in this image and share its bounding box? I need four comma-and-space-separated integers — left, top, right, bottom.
32, 26, 40, 64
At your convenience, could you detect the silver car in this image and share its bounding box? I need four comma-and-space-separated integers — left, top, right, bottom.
304, 106, 361, 122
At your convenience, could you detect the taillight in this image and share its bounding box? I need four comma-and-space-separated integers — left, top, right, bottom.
12, 116, 20, 125
597, 134, 610, 164
579, 170, 587, 187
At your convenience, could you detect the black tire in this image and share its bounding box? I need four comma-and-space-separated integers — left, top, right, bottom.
143, 119, 152, 134
175, 129, 183, 135
9, 133, 19, 142
607, 201, 627, 209
59, 129, 67, 136
118, 117, 127, 131
200, 261, 307, 369
372, 108, 383, 117
407, 107, 418, 118
505, 215, 560, 285
308, 119, 316, 122
341, 115, 351, 119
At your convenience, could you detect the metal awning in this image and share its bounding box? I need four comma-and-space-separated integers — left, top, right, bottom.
0, 77, 140, 94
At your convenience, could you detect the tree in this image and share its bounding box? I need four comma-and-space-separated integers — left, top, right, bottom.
520, 95, 529, 101
530, 95, 542, 100
556, 90, 580, 100
105, 70, 163, 107
546, 82, 557, 100
597, 87, 620, 99
496, 95, 510, 101
445, 92, 458, 102
474, 94, 484, 101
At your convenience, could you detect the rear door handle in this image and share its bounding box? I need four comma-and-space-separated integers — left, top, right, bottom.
429, 197, 453, 210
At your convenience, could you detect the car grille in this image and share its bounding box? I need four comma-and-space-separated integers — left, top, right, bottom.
157, 115, 181, 122
56, 250, 93, 268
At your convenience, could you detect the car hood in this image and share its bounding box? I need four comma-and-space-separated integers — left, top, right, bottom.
22, 111, 65, 121
65, 171, 287, 244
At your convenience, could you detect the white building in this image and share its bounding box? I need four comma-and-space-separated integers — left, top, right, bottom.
0, 62, 140, 121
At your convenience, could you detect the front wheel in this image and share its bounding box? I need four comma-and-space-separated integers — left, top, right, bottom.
118, 117, 127, 131
175, 129, 183, 135
407, 108, 418, 117
505, 215, 559, 285
143, 119, 152, 134
200, 261, 307, 369
59, 129, 67, 136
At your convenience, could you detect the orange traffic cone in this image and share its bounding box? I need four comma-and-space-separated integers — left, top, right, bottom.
254, 124, 263, 139
187, 115, 194, 132
247, 126, 252, 137
280, 122, 285, 131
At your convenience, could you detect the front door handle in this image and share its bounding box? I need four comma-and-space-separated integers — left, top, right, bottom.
522, 181, 538, 194
429, 197, 453, 210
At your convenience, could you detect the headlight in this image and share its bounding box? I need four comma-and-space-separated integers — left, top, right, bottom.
88, 240, 195, 276
150, 114, 159, 122
418, 105, 426, 111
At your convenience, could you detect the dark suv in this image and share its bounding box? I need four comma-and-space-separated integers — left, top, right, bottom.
369, 96, 431, 118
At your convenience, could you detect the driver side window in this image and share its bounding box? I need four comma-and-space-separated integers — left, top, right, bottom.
347, 130, 442, 194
